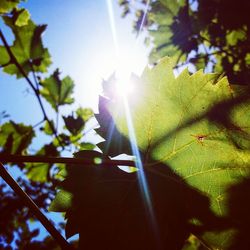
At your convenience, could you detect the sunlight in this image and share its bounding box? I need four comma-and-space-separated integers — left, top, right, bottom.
106, 0, 144, 98
106, 0, 160, 245
114, 54, 135, 97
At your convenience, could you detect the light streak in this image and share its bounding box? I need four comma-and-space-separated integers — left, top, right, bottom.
136, 0, 151, 38
106, 0, 119, 55
106, 0, 161, 246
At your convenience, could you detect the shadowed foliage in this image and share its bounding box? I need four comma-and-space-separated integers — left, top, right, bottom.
119, 0, 250, 84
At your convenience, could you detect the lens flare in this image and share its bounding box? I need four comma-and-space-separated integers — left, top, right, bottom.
106, 0, 160, 245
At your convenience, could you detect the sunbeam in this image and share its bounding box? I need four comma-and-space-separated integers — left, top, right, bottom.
106, 0, 160, 245
122, 97, 160, 242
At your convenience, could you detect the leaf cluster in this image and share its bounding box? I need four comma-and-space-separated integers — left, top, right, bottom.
119, 0, 250, 84
0, 1, 94, 248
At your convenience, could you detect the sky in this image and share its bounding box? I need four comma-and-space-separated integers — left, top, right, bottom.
0, 0, 149, 244
0, 0, 149, 125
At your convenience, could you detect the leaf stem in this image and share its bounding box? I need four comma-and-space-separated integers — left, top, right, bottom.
0, 154, 136, 167
33, 118, 45, 128
0, 162, 74, 250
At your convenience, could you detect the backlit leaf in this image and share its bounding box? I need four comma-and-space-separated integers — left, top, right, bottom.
0, 121, 34, 155
42, 120, 55, 136
49, 190, 73, 212
0, 15, 51, 77
14, 8, 30, 27
0, 0, 22, 14
76, 107, 93, 122
40, 69, 74, 110
101, 57, 250, 249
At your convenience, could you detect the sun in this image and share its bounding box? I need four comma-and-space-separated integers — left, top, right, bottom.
114, 53, 137, 97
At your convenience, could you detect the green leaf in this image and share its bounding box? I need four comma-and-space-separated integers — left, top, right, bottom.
14, 8, 30, 27
0, 0, 21, 14
25, 143, 59, 182
79, 142, 95, 151
182, 235, 202, 250
76, 107, 93, 122
42, 120, 55, 136
0, 121, 34, 154
0, 46, 10, 66
145, 0, 186, 64
52, 133, 70, 147
226, 29, 246, 47
40, 69, 74, 110
101, 57, 250, 249
49, 190, 73, 212
0, 15, 51, 77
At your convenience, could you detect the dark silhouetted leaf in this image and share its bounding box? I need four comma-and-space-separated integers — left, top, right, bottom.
63, 115, 85, 136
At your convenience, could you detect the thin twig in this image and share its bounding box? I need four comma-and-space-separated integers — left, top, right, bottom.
30, 63, 40, 90
56, 106, 59, 133
33, 118, 45, 128
0, 162, 74, 250
0, 29, 64, 148
0, 154, 136, 167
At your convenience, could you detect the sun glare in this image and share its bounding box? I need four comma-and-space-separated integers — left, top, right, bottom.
105, 0, 159, 242
114, 54, 136, 97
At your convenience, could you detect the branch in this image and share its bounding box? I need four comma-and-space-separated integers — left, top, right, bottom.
0, 154, 136, 167
0, 29, 64, 148
0, 162, 74, 250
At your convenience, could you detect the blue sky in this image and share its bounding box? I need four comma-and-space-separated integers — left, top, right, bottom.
0, 0, 148, 125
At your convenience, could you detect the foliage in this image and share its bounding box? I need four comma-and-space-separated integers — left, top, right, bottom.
118, 0, 250, 84
50, 58, 250, 249
0, 13, 51, 77
0, 2, 94, 249
1, 1, 250, 250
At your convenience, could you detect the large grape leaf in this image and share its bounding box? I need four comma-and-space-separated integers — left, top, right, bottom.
0, 15, 51, 77
100, 57, 250, 249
